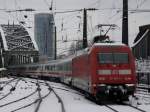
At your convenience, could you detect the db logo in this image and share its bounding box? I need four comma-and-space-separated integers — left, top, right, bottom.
112, 70, 119, 74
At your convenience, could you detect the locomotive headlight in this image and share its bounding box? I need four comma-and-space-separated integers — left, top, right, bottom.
125, 84, 135, 87
119, 69, 131, 75
98, 70, 111, 75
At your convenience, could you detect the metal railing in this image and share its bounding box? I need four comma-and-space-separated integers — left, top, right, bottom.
136, 59, 150, 92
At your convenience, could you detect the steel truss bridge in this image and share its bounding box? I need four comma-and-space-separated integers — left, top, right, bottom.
0, 24, 39, 67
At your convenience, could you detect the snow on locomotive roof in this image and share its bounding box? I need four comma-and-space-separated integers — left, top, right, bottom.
70, 42, 127, 58
93, 42, 126, 46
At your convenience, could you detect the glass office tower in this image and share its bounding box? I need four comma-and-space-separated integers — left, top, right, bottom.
34, 13, 55, 60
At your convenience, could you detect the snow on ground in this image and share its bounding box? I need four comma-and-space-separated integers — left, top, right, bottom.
133, 90, 150, 111
48, 82, 112, 112
0, 77, 150, 112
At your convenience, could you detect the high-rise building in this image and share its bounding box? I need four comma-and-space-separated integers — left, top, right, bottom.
34, 13, 55, 60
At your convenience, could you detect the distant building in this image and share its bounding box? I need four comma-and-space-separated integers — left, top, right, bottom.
34, 13, 55, 60
132, 24, 150, 59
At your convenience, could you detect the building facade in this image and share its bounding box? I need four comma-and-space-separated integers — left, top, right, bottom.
34, 13, 55, 60
132, 25, 150, 59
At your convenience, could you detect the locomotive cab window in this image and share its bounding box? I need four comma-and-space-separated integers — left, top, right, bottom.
98, 53, 129, 64
98, 53, 113, 64
114, 53, 128, 64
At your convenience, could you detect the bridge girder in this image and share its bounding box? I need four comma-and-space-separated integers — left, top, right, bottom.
0, 24, 39, 67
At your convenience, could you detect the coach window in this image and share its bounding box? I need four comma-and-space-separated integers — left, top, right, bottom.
114, 53, 129, 64
66, 63, 68, 72
61, 64, 63, 71
48, 66, 51, 71
46, 66, 49, 70
54, 65, 56, 71
48, 66, 50, 71
98, 53, 113, 64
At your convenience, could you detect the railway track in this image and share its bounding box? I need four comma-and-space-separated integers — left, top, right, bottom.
5, 78, 64, 112
27, 78, 83, 97
0, 77, 16, 85
45, 82, 66, 112
104, 103, 147, 112
35, 80, 43, 112
0, 77, 17, 90
0, 78, 20, 100
10, 79, 66, 112
2, 76, 149, 112
0, 77, 38, 111
21, 78, 66, 112
10, 79, 52, 112
0, 88, 38, 108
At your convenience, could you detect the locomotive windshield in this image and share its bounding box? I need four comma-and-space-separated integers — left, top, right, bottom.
98, 53, 128, 64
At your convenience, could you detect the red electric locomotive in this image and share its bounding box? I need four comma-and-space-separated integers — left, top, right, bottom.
71, 43, 136, 101
8, 42, 136, 101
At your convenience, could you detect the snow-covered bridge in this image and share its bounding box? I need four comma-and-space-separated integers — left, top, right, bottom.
0, 24, 39, 67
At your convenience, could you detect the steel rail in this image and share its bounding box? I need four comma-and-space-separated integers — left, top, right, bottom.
104, 103, 147, 112
0, 89, 38, 108
11, 81, 52, 112
47, 82, 66, 112
34, 80, 42, 112
122, 102, 147, 112
0, 79, 20, 100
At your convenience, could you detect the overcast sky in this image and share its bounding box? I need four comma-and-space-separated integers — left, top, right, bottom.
0, 0, 150, 49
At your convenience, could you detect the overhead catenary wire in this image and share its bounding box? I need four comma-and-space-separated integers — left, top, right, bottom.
1, 0, 149, 49
2, 7, 150, 14
55, 9, 82, 14
137, 0, 147, 9
14, 0, 21, 23
86, 0, 102, 8
43, 0, 51, 8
